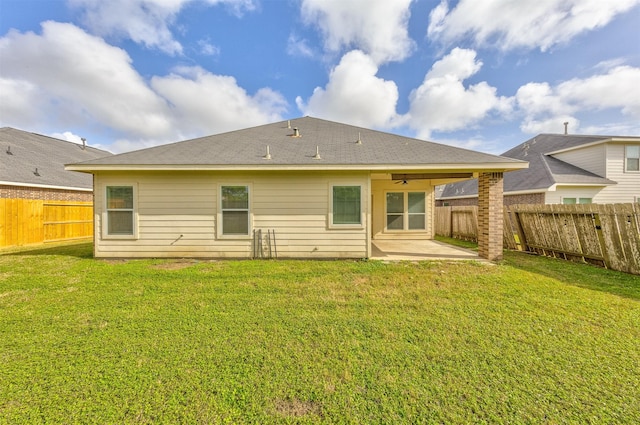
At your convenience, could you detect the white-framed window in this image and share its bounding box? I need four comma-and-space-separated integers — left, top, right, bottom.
385, 191, 426, 231
562, 197, 592, 205
104, 185, 137, 239
218, 184, 251, 238
329, 185, 362, 228
625, 145, 640, 172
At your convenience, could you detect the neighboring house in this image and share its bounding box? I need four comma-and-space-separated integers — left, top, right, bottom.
1, 127, 111, 202
67, 117, 527, 260
438, 133, 640, 206
1, 127, 112, 247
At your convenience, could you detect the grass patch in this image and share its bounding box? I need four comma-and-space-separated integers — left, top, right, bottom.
1, 242, 639, 423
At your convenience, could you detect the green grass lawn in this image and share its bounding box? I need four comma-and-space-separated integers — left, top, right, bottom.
1, 241, 639, 424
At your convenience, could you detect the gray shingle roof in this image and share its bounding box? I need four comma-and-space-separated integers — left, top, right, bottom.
1, 127, 112, 190
68, 117, 525, 170
440, 134, 623, 199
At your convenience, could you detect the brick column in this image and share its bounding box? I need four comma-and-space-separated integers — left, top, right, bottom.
477, 172, 504, 261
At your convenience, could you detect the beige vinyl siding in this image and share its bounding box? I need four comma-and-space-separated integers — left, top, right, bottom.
94, 170, 368, 259
592, 144, 640, 203
545, 187, 601, 204
371, 178, 435, 240
552, 144, 606, 176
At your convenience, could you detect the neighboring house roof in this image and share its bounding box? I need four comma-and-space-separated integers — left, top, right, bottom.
1, 127, 112, 191
440, 133, 623, 199
67, 117, 526, 172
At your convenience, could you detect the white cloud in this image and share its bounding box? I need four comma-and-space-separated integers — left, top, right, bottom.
198, 39, 220, 56
296, 50, 399, 128
151, 66, 288, 136
0, 21, 173, 138
0, 22, 289, 152
69, 0, 257, 55
428, 0, 640, 52
286, 34, 315, 58
50, 131, 84, 144
516, 65, 640, 133
300, 0, 415, 64
407, 48, 512, 139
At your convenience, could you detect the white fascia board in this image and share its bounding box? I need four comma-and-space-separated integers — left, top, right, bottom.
66, 162, 529, 173
0, 180, 93, 192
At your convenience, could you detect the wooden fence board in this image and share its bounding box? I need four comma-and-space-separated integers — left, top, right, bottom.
0, 199, 93, 248
435, 203, 639, 275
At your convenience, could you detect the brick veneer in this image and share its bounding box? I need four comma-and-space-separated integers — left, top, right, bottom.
0, 185, 93, 202
477, 172, 504, 261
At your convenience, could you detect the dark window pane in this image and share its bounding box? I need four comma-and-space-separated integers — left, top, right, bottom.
386, 192, 404, 213
108, 211, 133, 235
387, 214, 403, 230
408, 192, 425, 213
409, 214, 425, 230
107, 186, 133, 209
222, 211, 249, 235
333, 186, 361, 224
222, 186, 249, 209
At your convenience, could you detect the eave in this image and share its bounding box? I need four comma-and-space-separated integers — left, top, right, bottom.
66, 161, 528, 173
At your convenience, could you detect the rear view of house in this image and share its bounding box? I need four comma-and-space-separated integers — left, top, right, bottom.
67, 117, 527, 260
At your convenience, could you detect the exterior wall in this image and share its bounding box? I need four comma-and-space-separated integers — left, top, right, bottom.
593, 144, 640, 203
371, 178, 434, 240
553, 144, 606, 176
93, 170, 369, 259
505, 192, 545, 206
545, 187, 603, 204
0, 184, 93, 202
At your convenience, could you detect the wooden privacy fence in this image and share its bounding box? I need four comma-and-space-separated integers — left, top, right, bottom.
0, 199, 93, 248
435, 204, 640, 275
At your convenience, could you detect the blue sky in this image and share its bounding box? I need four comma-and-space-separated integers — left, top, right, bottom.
1, 0, 639, 154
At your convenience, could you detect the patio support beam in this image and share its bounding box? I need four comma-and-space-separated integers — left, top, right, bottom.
477, 172, 504, 261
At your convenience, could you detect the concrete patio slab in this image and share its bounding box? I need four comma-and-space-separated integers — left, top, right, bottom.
371, 240, 486, 262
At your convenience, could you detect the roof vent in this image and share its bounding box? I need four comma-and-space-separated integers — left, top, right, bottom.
293, 127, 300, 137
81, 137, 86, 149
313, 146, 321, 160
563, 122, 569, 135
263, 145, 272, 160
34, 168, 40, 176
356, 132, 362, 145
287, 120, 291, 129
6, 146, 12, 155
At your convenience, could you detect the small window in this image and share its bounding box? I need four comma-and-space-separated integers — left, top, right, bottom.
221, 185, 250, 235
626, 145, 640, 172
106, 186, 134, 236
331, 185, 361, 226
562, 197, 591, 205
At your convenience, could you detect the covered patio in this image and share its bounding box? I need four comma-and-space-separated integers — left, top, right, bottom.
370, 240, 485, 262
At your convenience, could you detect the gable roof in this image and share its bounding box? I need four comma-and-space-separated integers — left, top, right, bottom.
440, 133, 627, 199
67, 117, 526, 173
1, 127, 112, 191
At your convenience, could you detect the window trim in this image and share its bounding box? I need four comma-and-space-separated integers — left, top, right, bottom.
624, 145, 640, 173
384, 190, 427, 233
328, 184, 364, 229
217, 183, 252, 239
102, 183, 138, 240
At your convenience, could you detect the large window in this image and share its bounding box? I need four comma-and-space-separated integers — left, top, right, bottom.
386, 192, 426, 231
221, 185, 250, 236
331, 185, 361, 225
625, 145, 640, 172
106, 186, 134, 236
